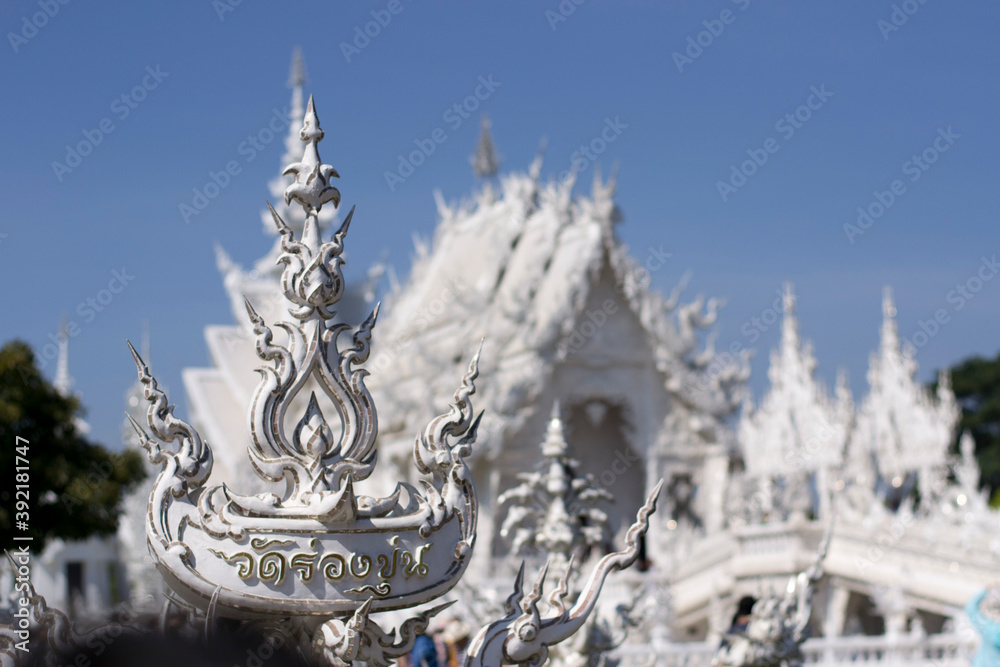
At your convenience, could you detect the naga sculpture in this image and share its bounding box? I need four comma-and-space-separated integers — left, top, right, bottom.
712, 527, 831, 667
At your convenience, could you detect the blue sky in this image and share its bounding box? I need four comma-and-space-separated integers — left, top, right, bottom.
1, 0, 998, 449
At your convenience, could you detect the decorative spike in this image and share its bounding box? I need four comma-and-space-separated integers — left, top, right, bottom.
505, 563, 527, 614
243, 297, 263, 326
522, 560, 550, 613
126, 339, 148, 375
267, 200, 292, 235
547, 554, 574, 615
333, 206, 355, 243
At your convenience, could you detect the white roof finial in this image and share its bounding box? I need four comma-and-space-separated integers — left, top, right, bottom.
54, 317, 72, 397
882, 286, 896, 319
471, 115, 500, 179
288, 46, 307, 89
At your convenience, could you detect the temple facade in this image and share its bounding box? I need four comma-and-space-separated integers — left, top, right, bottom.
96, 52, 997, 663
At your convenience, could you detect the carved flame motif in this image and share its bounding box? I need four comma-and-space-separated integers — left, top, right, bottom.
129, 96, 481, 619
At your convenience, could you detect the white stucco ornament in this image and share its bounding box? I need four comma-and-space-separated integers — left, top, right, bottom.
129, 95, 481, 620
120, 94, 658, 667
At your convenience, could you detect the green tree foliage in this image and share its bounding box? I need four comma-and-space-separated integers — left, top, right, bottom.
0, 340, 146, 551
939, 351, 1000, 504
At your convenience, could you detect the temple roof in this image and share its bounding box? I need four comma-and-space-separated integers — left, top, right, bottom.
368, 149, 748, 460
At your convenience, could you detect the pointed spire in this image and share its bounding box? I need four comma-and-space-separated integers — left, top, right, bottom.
283, 48, 307, 168
54, 317, 72, 397
471, 115, 500, 179
257, 49, 333, 264
531, 138, 547, 180
779, 282, 800, 355
881, 286, 902, 354
288, 46, 307, 89
282, 95, 341, 216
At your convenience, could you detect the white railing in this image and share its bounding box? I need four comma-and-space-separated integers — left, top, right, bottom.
616, 632, 979, 666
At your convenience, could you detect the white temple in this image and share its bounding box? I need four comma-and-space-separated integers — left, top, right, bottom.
71, 51, 998, 664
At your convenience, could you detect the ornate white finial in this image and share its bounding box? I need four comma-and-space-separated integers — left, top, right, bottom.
499, 403, 614, 566
128, 94, 487, 627
283, 95, 341, 215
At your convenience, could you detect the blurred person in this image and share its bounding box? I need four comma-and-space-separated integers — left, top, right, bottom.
411, 631, 439, 667
966, 586, 1000, 667
441, 618, 471, 667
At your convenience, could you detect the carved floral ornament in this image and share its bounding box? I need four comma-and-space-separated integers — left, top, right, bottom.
119, 95, 660, 664
127, 95, 481, 618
